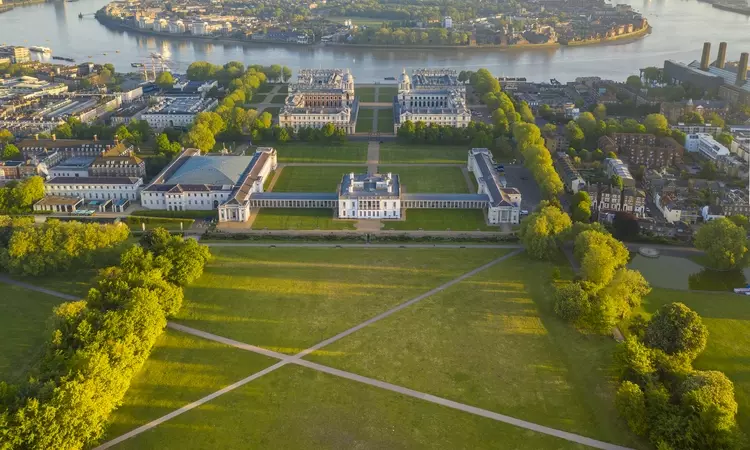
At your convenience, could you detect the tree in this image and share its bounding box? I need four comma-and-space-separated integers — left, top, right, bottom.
727, 214, 750, 230
0, 128, 13, 144
565, 121, 584, 149
613, 211, 639, 240
694, 218, 747, 270
576, 112, 597, 135
705, 112, 725, 128
195, 111, 226, 135
570, 191, 591, 223
187, 61, 219, 81
282, 66, 292, 82
519, 205, 572, 260
616, 381, 648, 436
593, 103, 607, 121
626, 75, 642, 90
2, 143, 20, 160
184, 123, 215, 153
553, 282, 589, 323
574, 230, 629, 286
622, 119, 645, 134
518, 101, 534, 123
716, 132, 733, 147
644, 113, 669, 136
644, 302, 708, 358
680, 370, 739, 444
156, 71, 174, 89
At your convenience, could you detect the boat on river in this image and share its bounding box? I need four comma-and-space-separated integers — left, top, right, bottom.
29, 46, 51, 53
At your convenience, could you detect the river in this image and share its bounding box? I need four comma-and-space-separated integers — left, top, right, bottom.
0, 0, 749, 82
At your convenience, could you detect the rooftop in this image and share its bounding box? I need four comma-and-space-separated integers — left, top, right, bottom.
339, 173, 400, 198
46, 176, 141, 185
166, 155, 255, 186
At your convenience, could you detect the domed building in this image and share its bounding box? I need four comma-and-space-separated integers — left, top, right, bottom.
393, 68, 471, 133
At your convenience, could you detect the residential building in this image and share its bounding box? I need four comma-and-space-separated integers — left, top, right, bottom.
278, 69, 358, 134
671, 123, 723, 135
685, 133, 730, 160
660, 99, 728, 124
394, 69, 471, 133
599, 134, 684, 169
585, 183, 646, 217
554, 153, 585, 193
337, 173, 401, 219
0, 46, 30, 63
89, 153, 146, 178
603, 158, 635, 187
141, 96, 219, 130
49, 156, 95, 178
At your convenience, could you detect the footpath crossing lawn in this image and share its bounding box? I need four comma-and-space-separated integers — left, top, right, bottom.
380, 143, 470, 164
173, 247, 506, 352
103, 328, 275, 440
378, 86, 398, 102
307, 254, 641, 447
249, 93, 268, 103
256, 84, 274, 94
269, 94, 287, 104
113, 364, 587, 450
355, 87, 376, 102
273, 166, 366, 192
383, 209, 492, 231
380, 165, 468, 193
274, 142, 367, 163
252, 208, 354, 230
356, 109, 374, 133
377, 108, 394, 133
0, 283, 63, 382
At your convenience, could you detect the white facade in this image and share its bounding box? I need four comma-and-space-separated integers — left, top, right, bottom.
279, 69, 357, 134
671, 123, 723, 135
168, 20, 186, 34
654, 192, 683, 224
337, 172, 401, 219
191, 22, 209, 35
153, 19, 168, 32
141, 97, 218, 130
137, 17, 154, 29
685, 133, 730, 161
45, 177, 142, 201
443, 16, 453, 28
394, 69, 471, 132
467, 148, 522, 224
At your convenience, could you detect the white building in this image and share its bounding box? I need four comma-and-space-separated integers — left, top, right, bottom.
153, 19, 168, 32
48, 156, 94, 178
337, 172, 401, 219
443, 16, 453, 28
141, 96, 219, 130
394, 69, 471, 133
137, 16, 154, 29
191, 22, 209, 35
278, 69, 358, 134
603, 158, 635, 186
671, 123, 723, 135
141, 148, 277, 222
685, 133, 730, 161
467, 148, 522, 224
44, 176, 142, 201
168, 20, 186, 34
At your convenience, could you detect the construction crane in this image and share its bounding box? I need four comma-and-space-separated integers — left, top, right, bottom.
138, 53, 172, 82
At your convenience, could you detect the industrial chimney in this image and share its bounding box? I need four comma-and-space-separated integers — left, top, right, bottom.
716, 42, 727, 69
737, 52, 749, 84
700, 42, 711, 70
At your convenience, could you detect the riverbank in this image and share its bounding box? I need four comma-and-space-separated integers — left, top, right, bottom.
96, 12, 650, 53
0, 0, 47, 14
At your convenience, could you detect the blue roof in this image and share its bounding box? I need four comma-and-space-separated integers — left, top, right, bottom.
167, 155, 254, 186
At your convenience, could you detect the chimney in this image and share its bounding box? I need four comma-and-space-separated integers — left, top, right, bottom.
716, 42, 727, 69
51, 133, 56, 141
737, 52, 749, 84
700, 42, 711, 70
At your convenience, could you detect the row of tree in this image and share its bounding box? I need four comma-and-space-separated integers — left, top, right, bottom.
512, 123, 564, 198
615, 303, 741, 448
0, 219, 130, 276
0, 228, 211, 448
396, 120, 496, 147
186, 61, 290, 83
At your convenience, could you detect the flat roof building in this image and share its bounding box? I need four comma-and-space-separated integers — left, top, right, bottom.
141, 96, 219, 130
337, 172, 401, 219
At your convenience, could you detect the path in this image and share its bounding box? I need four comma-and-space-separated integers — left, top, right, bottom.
366, 140, 379, 173
0, 275, 79, 301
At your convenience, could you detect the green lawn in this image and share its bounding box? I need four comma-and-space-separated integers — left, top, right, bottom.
256, 84, 274, 94
355, 87, 376, 103
102, 328, 275, 440
356, 109, 374, 133
380, 143, 470, 164
173, 247, 506, 352
274, 142, 367, 163
277, 85, 288, 94
636, 288, 750, 436
269, 94, 287, 104
0, 283, 63, 382
273, 166, 365, 192
629, 254, 747, 292
113, 364, 586, 449
262, 106, 281, 117
377, 108, 394, 133
377, 86, 398, 102
249, 93, 269, 103
307, 254, 642, 448
380, 166, 468, 193
252, 209, 355, 230
125, 217, 194, 232
383, 209, 492, 231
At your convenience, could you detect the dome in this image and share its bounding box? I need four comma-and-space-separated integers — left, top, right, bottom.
343, 71, 354, 83
399, 69, 411, 84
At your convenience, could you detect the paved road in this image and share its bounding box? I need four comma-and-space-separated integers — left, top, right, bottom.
203, 243, 523, 249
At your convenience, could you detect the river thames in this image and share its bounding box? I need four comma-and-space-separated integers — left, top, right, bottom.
0, 0, 749, 82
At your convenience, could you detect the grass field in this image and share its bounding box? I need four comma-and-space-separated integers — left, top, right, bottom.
113, 364, 587, 450
273, 166, 365, 192
262, 106, 281, 117
125, 217, 194, 231
356, 109, 374, 133
249, 93, 269, 103
377, 108, 394, 133
269, 94, 287, 104
252, 209, 354, 230
308, 253, 641, 447
383, 209, 492, 231
355, 87, 376, 102
174, 247, 506, 352
636, 288, 750, 435
378, 87, 398, 102
0, 283, 62, 382
380, 143, 470, 164
380, 166, 468, 193
256, 84, 274, 94
274, 142, 367, 163
277, 85, 289, 94
103, 328, 275, 440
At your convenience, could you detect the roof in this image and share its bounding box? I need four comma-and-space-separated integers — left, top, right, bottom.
686, 60, 750, 93
339, 173, 400, 198
403, 193, 489, 202
53, 156, 95, 169
166, 155, 254, 186
471, 148, 510, 207
35, 195, 84, 206
46, 176, 141, 185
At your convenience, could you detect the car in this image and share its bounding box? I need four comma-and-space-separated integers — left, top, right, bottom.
520, 209, 530, 215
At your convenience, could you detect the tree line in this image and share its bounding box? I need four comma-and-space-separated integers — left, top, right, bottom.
0, 228, 211, 448
0, 176, 44, 215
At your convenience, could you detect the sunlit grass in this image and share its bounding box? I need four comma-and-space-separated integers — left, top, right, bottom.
383, 209, 493, 231
173, 247, 507, 353
380, 165, 468, 193
113, 364, 588, 450
273, 166, 366, 192
273, 142, 367, 163
379, 143, 471, 164
306, 253, 644, 448
251, 208, 354, 230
